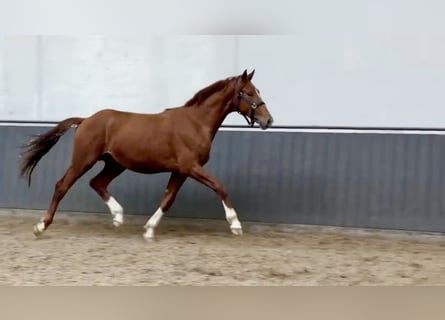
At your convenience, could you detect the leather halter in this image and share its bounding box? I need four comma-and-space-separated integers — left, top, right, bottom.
235, 91, 265, 127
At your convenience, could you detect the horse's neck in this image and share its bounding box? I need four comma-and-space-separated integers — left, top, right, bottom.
196, 87, 235, 138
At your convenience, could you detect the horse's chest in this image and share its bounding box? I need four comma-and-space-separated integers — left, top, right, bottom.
191, 139, 211, 161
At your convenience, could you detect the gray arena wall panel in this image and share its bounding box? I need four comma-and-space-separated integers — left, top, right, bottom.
1, 125, 445, 233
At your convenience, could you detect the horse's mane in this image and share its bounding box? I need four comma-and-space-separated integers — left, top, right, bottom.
184, 77, 233, 107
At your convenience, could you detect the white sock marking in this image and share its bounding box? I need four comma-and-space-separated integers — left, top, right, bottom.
222, 201, 242, 234
144, 208, 164, 229
35, 220, 45, 233
143, 208, 164, 239
106, 196, 124, 226
143, 227, 155, 240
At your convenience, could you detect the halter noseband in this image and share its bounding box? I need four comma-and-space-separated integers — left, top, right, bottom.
235, 92, 265, 127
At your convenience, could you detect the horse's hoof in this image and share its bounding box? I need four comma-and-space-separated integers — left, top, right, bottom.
113, 220, 122, 227
230, 220, 243, 236
143, 235, 155, 242
142, 233, 156, 242
33, 225, 41, 237
33, 221, 45, 237
142, 228, 156, 242
112, 214, 123, 227
231, 227, 243, 236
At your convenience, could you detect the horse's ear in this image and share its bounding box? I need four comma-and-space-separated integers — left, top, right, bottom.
241, 69, 248, 81
247, 69, 255, 81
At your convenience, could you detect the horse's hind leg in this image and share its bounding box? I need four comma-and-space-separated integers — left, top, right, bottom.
89, 155, 126, 227
143, 172, 187, 240
34, 160, 96, 236
33, 140, 100, 236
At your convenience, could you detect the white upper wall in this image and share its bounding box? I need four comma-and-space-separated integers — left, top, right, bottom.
0, 36, 238, 122
1, 13, 445, 128
236, 32, 445, 128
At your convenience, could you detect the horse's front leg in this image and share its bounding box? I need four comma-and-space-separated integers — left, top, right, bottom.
188, 164, 242, 235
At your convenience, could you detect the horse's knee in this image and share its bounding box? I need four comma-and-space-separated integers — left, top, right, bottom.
217, 185, 228, 199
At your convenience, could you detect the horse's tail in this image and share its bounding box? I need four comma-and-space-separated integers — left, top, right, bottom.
20, 117, 85, 186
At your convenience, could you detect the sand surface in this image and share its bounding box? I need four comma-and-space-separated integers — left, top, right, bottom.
1, 209, 444, 285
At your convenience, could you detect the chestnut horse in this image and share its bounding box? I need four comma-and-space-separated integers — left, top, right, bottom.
20, 70, 273, 240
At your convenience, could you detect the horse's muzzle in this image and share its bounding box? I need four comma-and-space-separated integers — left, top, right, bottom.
258, 117, 274, 130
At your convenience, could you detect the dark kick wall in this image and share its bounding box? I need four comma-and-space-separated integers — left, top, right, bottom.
1, 125, 445, 233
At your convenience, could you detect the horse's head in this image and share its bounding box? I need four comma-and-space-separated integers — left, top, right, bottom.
234, 69, 274, 129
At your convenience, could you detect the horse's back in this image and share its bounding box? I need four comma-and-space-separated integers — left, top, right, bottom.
78, 107, 173, 144
88, 108, 133, 120
87, 107, 177, 123
80, 108, 151, 129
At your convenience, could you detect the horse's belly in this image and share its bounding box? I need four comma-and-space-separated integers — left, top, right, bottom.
107, 146, 177, 174
125, 159, 177, 174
